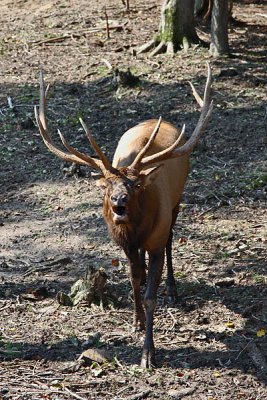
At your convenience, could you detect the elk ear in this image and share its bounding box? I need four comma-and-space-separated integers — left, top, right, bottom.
96, 177, 108, 191
139, 165, 162, 187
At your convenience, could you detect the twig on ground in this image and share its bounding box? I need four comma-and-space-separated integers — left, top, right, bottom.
0, 303, 12, 312
168, 384, 197, 399
167, 309, 177, 330
196, 204, 220, 218
7, 96, 14, 109
22, 265, 53, 276
102, 58, 113, 70
29, 25, 123, 46
235, 338, 254, 361
64, 386, 88, 400
128, 390, 151, 400
104, 7, 110, 40
119, 0, 130, 12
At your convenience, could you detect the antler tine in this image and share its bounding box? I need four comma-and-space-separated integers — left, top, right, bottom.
39, 70, 46, 129
188, 81, 203, 108
35, 72, 108, 171
202, 61, 212, 111
57, 129, 104, 171
170, 62, 212, 156
136, 125, 186, 168
79, 118, 112, 171
139, 63, 213, 168
35, 106, 90, 166
130, 116, 162, 170
36, 72, 90, 166
187, 62, 212, 109
171, 99, 213, 157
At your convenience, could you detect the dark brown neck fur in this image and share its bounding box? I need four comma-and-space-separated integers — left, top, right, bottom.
103, 194, 145, 254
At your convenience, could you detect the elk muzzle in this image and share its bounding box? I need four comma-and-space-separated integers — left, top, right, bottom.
110, 192, 129, 224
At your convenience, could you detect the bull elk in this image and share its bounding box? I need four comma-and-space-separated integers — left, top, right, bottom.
35, 64, 213, 368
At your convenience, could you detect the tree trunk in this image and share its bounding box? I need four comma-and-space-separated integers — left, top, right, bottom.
195, 0, 233, 21
209, 0, 229, 56
138, 0, 202, 56
195, 0, 213, 20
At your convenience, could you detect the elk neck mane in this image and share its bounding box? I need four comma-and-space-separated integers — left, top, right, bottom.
102, 192, 144, 254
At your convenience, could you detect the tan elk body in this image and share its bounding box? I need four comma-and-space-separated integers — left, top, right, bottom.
110, 120, 189, 252
35, 64, 212, 368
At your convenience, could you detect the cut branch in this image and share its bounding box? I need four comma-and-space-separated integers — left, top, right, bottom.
28, 25, 124, 46
104, 7, 110, 40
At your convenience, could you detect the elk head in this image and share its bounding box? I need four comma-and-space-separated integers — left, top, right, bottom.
97, 164, 162, 225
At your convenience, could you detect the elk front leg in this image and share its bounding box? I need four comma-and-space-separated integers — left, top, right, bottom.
139, 248, 147, 285
141, 249, 164, 368
127, 249, 146, 331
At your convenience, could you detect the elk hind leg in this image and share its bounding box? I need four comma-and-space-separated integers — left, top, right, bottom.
165, 204, 180, 302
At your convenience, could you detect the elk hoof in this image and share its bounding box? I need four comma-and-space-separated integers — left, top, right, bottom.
166, 284, 178, 303
140, 349, 156, 369
133, 313, 145, 332
133, 320, 145, 332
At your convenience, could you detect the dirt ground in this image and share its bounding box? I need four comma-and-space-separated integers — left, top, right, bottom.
0, 0, 266, 399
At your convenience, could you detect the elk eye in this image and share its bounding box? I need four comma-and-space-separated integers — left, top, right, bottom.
135, 182, 142, 189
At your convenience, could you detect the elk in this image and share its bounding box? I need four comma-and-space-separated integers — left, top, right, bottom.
35, 64, 212, 368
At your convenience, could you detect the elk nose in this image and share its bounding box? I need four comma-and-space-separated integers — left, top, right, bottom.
110, 193, 128, 205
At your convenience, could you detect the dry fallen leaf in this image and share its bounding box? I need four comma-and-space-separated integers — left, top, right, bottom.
178, 236, 188, 245
79, 348, 113, 364
54, 205, 63, 211
225, 322, 235, 329
56, 291, 73, 306
215, 278, 235, 287
195, 332, 207, 340
256, 328, 266, 337
21, 286, 49, 301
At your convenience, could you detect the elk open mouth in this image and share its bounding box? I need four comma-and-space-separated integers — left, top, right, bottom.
112, 206, 128, 223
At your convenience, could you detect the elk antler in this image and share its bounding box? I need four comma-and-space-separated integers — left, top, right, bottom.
134, 62, 213, 170
79, 118, 111, 171
35, 71, 111, 174
130, 116, 162, 170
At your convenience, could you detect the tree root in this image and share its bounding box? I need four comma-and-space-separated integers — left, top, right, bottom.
137, 38, 158, 55
137, 37, 204, 57
137, 38, 176, 57
150, 41, 166, 56
166, 41, 175, 54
